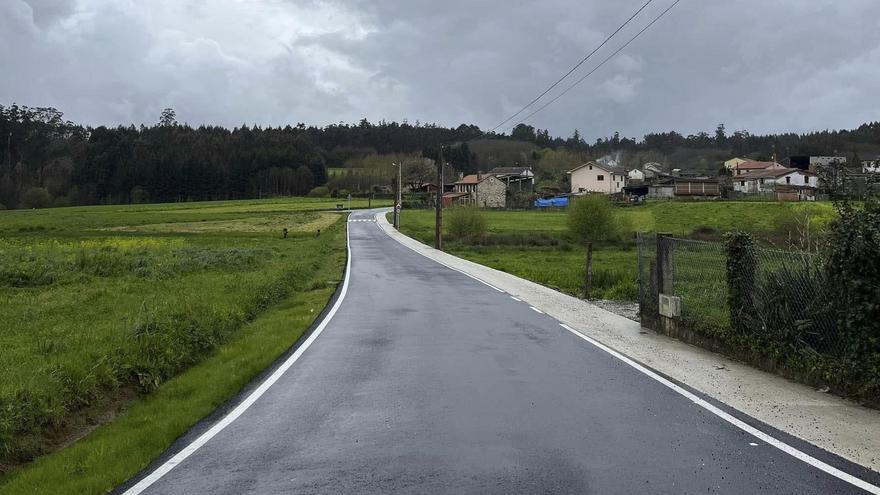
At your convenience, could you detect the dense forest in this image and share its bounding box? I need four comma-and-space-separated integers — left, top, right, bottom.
1, 103, 879, 209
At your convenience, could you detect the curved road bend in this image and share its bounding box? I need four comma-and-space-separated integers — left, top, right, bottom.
126, 209, 874, 494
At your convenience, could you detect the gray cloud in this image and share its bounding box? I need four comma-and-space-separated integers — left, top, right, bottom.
1, 0, 879, 140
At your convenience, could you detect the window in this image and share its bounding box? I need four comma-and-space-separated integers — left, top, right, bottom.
785, 177, 791, 184
597, 175, 604, 181
588, 165, 593, 170
740, 181, 745, 186
759, 179, 764, 184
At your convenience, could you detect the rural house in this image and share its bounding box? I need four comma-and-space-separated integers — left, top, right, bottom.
734, 167, 818, 199
862, 156, 880, 174
453, 173, 507, 207
568, 161, 628, 195
724, 157, 748, 171
488, 166, 535, 192
733, 160, 785, 176
642, 162, 664, 178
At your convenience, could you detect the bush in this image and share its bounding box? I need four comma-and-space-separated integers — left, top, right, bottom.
52, 195, 72, 208
446, 206, 488, 242
822, 202, 880, 397
567, 194, 617, 244
0, 202, 6, 210
21, 187, 53, 209
130, 186, 150, 204
308, 186, 330, 197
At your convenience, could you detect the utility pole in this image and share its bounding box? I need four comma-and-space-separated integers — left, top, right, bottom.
392, 162, 401, 229
434, 145, 443, 249
397, 161, 402, 229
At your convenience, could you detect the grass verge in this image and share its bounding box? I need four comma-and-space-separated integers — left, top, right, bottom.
0, 221, 346, 494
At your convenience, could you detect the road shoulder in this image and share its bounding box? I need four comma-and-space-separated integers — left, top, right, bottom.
377, 210, 880, 474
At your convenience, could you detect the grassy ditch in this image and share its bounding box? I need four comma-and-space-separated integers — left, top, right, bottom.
0, 198, 348, 485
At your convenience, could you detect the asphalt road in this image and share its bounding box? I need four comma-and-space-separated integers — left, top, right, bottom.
128, 209, 872, 494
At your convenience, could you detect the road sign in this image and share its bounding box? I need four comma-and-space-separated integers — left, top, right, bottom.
395, 203, 401, 213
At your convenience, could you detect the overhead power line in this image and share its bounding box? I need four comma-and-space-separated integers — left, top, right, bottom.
489, 0, 655, 133
512, 0, 683, 129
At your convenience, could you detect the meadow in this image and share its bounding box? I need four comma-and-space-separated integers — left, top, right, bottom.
0, 197, 373, 491
397, 201, 836, 301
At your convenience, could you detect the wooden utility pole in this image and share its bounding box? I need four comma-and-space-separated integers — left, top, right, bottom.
434, 146, 443, 249
397, 162, 402, 229
392, 163, 400, 229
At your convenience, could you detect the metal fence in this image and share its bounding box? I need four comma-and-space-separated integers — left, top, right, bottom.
636, 233, 842, 358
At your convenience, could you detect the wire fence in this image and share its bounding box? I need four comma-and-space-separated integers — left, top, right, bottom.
636, 233, 842, 358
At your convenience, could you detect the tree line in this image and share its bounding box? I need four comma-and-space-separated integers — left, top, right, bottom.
2, 103, 878, 209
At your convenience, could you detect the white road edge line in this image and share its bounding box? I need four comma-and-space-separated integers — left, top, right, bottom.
375, 211, 504, 293
510, 296, 521, 302
555, 323, 880, 495
123, 217, 354, 495
529, 306, 544, 314
379, 209, 880, 494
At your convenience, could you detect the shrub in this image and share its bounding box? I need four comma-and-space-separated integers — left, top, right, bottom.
446, 206, 488, 242
822, 202, 880, 396
130, 185, 150, 204
567, 194, 615, 245
21, 187, 53, 209
0, 202, 6, 210
52, 195, 72, 208
308, 186, 330, 197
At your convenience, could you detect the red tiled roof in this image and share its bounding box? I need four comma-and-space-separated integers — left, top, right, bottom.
739, 167, 811, 179
455, 174, 494, 184
736, 161, 782, 170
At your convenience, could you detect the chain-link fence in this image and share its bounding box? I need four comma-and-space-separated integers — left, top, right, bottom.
636, 233, 841, 358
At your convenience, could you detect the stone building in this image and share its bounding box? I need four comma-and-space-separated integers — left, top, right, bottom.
453, 173, 507, 207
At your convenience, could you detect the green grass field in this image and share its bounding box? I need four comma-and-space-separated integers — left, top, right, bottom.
397, 201, 835, 301
0, 197, 358, 492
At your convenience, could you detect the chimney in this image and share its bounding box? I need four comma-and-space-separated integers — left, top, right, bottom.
477, 171, 482, 181
458, 171, 464, 181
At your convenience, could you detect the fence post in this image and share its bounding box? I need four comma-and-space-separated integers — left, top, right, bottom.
657, 233, 673, 295
656, 233, 679, 335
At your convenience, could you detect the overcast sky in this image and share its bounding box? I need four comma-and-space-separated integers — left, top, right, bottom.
2, 0, 879, 140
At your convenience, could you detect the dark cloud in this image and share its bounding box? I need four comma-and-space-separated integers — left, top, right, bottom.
1, 0, 878, 139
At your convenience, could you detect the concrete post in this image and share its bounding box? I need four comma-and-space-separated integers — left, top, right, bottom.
656, 233, 679, 335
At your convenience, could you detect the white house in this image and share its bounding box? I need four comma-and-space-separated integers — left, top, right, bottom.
734, 168, 818, 194
628, 169, 645, 181
724, 157, 748, 171
862, 156, 880, 174
568, 161, 628, 194
733, 160, 785, 176
642, 162, 663, 179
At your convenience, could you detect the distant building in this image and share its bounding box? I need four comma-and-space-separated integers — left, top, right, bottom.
487, 166, 535, 191
647, 178, 674, 199
724, 157, 748, 171
642, 162, 663, 179
628, 169, 645, 181
809, 156, 847, 169
453, 173, 507, 207
861, 156, 880, 174
674, 177, 720, 198
568, 161, 628, 194
733, 160, 785, 176
734, 167, 818, 196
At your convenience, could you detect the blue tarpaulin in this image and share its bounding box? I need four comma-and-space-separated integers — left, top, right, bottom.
534, 196, 569, 208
